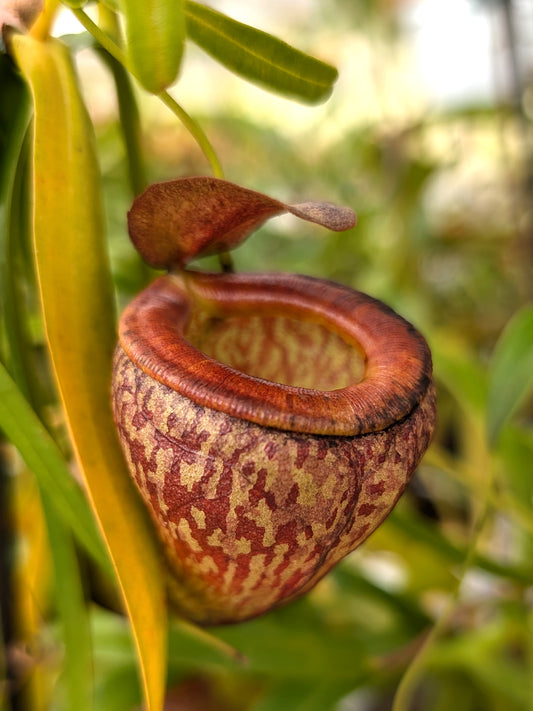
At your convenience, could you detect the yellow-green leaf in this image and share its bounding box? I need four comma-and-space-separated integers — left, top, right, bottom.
41, 491, 93, 711
487, 305, 533, 445
185, 0, 338, 104
11, 33, 167, 711
120, 0, 185, 93
0, 360, 110, 571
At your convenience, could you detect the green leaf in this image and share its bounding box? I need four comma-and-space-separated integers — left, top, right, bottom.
0, 56, 35, 396
251, 680, 356, 711
93, 666, 142, 711
388, 506, 533, 585
99, 0, 120, 11
95, 46, 148, 197
91, 606, 241, 676
496, 426, 533, 511
0, 359, 109, 572
427, 620, 533, 709
430, 333, 487, 420
42, 493, 93, 711
120, 0, 185, 93
214, 603, 369, 681
185, 1, 338, 104
333, 565, 430, 630
0, 55, 30, 201
487, 305, 533, 445
61, 0, 88, 7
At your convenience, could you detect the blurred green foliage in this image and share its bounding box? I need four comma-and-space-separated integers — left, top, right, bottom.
2, 1, 533, 710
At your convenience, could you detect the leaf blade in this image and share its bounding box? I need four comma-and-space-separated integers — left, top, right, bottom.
0, 56, 35, 397
120, 0, 185, 93
41, 492, 93, 711
185, 1, 338, 104
128, 176, 355, 268
11, 34, 167, 711
487, 305, 533, 445
0, 360, 109, 571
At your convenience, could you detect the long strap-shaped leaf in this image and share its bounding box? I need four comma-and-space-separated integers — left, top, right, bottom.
185, 1, 338, 104
11, 34, 167, 711
0, 360, 110, 572
487, 305, 533, 446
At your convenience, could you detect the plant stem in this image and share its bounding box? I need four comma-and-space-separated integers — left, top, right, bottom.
71, 8, 224, 180
500, 0, 533, 274
0, 443, 17, 711
157, 91, 224, 179
71, 7, 233, 272
95, 5, 147, 198
30, 0, 59, 40
96, 47, 148, 197
391, 472, 493, 711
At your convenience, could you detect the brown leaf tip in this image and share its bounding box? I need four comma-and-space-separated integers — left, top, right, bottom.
289, 201, 357, 231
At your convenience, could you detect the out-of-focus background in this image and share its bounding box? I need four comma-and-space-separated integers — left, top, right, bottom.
4, 1, 533, 710
60, 0, 533, 332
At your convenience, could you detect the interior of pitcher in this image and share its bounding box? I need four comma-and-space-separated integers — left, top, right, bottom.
184, 307, 366, 391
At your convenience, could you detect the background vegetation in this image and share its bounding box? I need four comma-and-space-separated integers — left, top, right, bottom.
1, 0, 533, 709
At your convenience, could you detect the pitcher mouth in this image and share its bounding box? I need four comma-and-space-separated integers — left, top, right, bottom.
118, 271, 433, 436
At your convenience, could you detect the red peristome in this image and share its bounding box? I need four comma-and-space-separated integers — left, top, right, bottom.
118, 272, 432, 436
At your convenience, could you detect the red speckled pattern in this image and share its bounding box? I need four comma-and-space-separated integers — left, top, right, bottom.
112, 346, 436, 624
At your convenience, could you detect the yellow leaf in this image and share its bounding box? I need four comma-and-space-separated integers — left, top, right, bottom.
12, 469, 51, 711
11, 34, 167, 711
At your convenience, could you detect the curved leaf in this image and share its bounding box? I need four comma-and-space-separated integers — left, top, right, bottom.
41, 492, 93, 711
120, 0, 185, 93
128, 176, 356, 268
0, 360, 110, 571
487, 305, 533, 445
0, 55, 34, 392
185, 1, 338, 104
11, 34, 167, 711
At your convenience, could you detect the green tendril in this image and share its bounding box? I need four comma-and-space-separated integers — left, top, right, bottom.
70, 8, 224, 180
